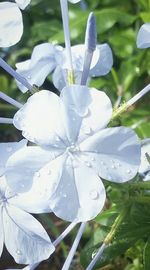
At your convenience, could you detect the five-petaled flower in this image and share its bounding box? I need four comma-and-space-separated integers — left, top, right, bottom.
5, 85, 141, 222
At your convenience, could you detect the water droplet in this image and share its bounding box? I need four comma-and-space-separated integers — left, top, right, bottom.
72, 117, 76, 121
91, 157, 95, 161
89, 190, 99, 200
54, 144, 59, 147
16, 249, 22, 255
21, 183, 25, 188
111, 165, 116, 169
55, 136, 60, 142
7, 147, 12, 152
63, 194, 67, 198
83, 126, 92, 135
47, 169, 51, 175
85, 161, 92, 167
100, 161, 105, 165
127, 169, 131, 174
117, 162, 121, 167
35, 172, 40, 178
27, 75, 31, 79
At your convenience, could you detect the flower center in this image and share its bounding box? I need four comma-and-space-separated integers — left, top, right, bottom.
66, 143, 80, 154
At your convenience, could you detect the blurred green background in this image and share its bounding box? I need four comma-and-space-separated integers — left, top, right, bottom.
0, 0, 150, 269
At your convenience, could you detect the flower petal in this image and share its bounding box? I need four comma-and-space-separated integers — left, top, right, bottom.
80, 127, 141, 183
60, 85, 92, 142
0, 139, 27, 176
16, 43, 61, 93
136, 23, 150, 49
6, 145, 62, 193
90, 44, 113, 76
60, 85, 112, 143
49, 156, 106, 222
15, 0, 31, 10
3, 205, 55, 264
0, 2, 23, 47
13, 90, 67, 145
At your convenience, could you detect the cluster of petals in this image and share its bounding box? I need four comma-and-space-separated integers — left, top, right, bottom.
15, 42, 113, 92
0, 0, 31, 47
0, 140, 54, 264
5, 85, 141, 223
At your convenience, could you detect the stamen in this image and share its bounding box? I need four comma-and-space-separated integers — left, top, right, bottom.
0, 117, 13, 124
126, 83, 150, 108
53, 222, 77, 247
62, 222, 86, 270
81, 12, 97, 85
59, 0, 74, 83
0, 91, 23, 108
112, 83, 150, 119
0, 57, 33, 92
86, 243, 107, 270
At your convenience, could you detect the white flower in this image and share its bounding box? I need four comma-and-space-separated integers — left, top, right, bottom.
136, 23, 150, 49
16, 42, 113, 92
6, 86, 141, 222
0, 140, 54, 264
0, 0, 31, 47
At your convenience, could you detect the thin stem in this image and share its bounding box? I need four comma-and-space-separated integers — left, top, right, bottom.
62, 222, 86, 270
53, 222, 77, 247
126, 83, 150, 107
86, 208, 128, 270
0, 57, 33, 92
86, 243, 107, 270
0, 91, 23, 108
0, 117, 13, 124
112, 83, 150, 119
59, 0, 74, 83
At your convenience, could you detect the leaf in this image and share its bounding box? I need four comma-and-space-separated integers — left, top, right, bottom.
143, 238, 150, 270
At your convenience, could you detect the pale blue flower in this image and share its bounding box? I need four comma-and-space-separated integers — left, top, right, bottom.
6, 85, 140, 222
0, 140, 55, 264
16, 42, 113, 92
0, 0, 31, 47
136, 23, 150, 49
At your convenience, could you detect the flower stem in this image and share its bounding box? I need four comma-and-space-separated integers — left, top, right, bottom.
86, 208, 128, 270
112, 83, 150, 119
53, 222, 77, 247
59, 0, 74, 84
62, 222, 86, 270
0, 57, 36, 93
0, 91, 23, 108
0, 117, 13, 124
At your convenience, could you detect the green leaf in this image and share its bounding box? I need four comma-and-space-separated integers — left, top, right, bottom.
143, 238, 150, 270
